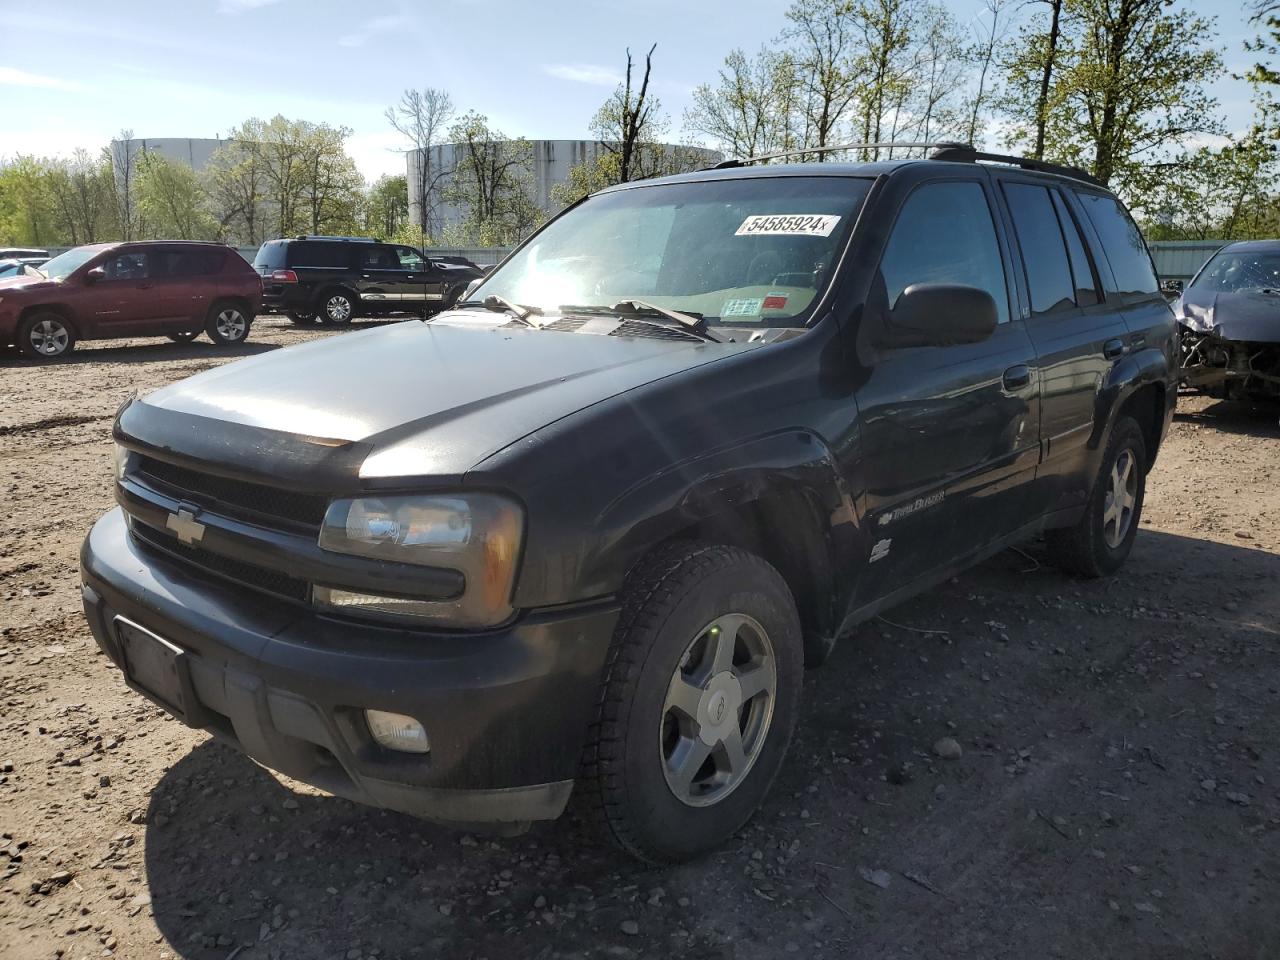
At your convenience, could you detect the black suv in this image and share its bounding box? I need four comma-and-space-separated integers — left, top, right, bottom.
253, 236, 484, 325
82, 145, 1176, 862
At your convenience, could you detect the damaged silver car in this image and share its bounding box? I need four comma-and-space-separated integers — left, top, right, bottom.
1177, 240, 1280, 401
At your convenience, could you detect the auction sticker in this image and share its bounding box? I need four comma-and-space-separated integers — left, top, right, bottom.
721, 298, 764, 318
735, 214, 841, 237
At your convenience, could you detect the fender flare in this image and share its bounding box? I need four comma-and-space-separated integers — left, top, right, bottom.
1090, 345, 1172, 462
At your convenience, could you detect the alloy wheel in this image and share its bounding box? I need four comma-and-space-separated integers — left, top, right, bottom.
29, 318, 69, 356
661, 613, 777, 807
215, 308, 247, 341
325, 295, 353, 323
1102, 448, 1137, 548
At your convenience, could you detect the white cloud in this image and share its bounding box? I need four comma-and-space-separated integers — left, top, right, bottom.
543, 63, 622, 87
338, 14, 413, 47
0, 66, 81, 91
217, 0, 284, 12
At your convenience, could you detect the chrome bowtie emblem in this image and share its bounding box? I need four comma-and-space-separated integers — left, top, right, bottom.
166, 508, 206, 546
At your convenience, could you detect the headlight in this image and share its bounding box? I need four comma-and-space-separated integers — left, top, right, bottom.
113, 443, 134, 482
315, 493, 523, 627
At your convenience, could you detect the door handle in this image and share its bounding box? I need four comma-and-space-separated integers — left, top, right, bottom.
1002, 364, 1031, 391
137, 283, 153, 290
1129, 334, 1146, 349
1103, 338, 1125, 359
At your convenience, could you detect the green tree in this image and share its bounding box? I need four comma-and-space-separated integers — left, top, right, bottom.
45, 149, 117, 245
684, 47, 805, 159
206, 138, 268, 246
365, 174, 410, 239
0, 157, 59, 245
442, 112, 542, 245
1001, 0, 1223, 195
135, 154, 216, 240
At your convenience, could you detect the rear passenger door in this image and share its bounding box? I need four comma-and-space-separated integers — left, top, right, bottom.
853, 175, 1041, 606
152, 247, 224, 331
996, 178, 1133, 515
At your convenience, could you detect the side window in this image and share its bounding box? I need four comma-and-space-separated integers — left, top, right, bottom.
1003, 182, 1074, 316
161, 249, 223, 277
1076, 193, 1158, 298
880, 181, 1010, 324
361, 246, 399, 269
1051, 191, 1099, 307
104, 252, 149, 281
291, 242, 351, 269
394, 246, 426, 270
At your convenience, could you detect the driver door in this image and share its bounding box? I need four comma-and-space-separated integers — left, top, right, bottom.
86, 249, 161, 337
852, 176, 1041, 606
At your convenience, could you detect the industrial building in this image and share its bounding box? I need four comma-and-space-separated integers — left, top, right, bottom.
406, 139, 721, 237
108, 137, 230, 184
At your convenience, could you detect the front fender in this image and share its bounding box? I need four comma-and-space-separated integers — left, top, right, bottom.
576, 429, 861, 637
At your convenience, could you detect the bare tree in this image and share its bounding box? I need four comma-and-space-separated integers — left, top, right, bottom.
386, 88, 454, 241
965, 0, 1015, 145
784, 0, 862, 158
600, 44, 658, 183
1032, 0, 1064, 160
113, 129, 138, 240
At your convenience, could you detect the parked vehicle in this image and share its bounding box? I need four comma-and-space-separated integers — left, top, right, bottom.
253, 236, 484, 325
0, 259, 29, 279
0, 241, 261, 359
1176, 239, 1280, 401
83, 144, 1175, 862
0, 246, 49, 262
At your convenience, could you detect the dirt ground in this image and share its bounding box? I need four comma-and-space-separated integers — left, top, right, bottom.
1, 320, 1278, 960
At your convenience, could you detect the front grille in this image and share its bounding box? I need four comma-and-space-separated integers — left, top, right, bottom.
136, 456, 330, 528
133, 523, 310, 603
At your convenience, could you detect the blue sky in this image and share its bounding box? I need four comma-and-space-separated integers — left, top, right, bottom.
0, 0, 1260, 182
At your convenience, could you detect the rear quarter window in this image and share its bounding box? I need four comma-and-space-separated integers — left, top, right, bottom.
253, 242, 287, 272
1076, 193, 1158, 298
289, 242, 351, 269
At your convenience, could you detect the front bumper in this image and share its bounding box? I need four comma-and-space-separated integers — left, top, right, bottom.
80, 508, 618, 825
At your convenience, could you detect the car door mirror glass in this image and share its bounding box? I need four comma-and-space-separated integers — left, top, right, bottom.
879, 283, 998, 349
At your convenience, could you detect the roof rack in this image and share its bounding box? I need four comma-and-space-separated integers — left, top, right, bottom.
711, 139, 1100, 185
926, 143, 1100, 185
712, 141, 959, 169
291, 235, 383, 243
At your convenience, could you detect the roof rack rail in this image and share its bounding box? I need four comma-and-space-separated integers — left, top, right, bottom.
712, 141, 962, 169
291, 235, 383, 243
926, 143, 1100, 185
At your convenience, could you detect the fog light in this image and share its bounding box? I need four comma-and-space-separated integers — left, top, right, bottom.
365, 710, 430, 754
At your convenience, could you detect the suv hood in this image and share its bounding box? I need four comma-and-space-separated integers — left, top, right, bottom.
134, 316, 755, 481
1179, 288, 1280, 343
0, 274, 54, 295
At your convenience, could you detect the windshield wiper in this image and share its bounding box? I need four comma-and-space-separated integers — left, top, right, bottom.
442, 294, 542, 327
559, 301, 721, 343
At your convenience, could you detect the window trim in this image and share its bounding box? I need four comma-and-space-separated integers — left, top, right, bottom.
1048, 188, 1103, 309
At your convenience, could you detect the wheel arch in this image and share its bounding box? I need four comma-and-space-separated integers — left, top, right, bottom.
575, 431, 862, 666
18, 303, 82, 338
1092, 348, 1172, 471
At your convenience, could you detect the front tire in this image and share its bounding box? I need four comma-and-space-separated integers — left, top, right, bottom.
583, 543, 803, 863
287, 311, 318, 326
167, 331, 199, 343
205, 302, 251, 346
318, 290, 356, 326
1046, 415, 1147, 577
17, 312, 75, 359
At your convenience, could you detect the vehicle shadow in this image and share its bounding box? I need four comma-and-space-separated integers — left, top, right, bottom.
141, 528, 1280, 959
1174, 395, 1280, 437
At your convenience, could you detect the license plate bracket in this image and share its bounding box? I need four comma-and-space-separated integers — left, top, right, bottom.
116, 617, 205, 726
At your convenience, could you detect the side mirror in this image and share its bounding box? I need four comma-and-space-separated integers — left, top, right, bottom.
877, 283, 998, 349
1160, 278, 1183, 299
85, 266, 106, 283
461, 277, 483, 302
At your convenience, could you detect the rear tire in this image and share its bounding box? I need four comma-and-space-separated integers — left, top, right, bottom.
318, 290, 356, 326
205, 301, 252, 346
17, 312, 75, 359
287, 311, 318, 326
167, 331, 199, 343
1046, 415, 1147, 578
582, 543, 803, 863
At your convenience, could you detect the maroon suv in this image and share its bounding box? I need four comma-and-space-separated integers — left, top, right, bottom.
0, 241, 262, 360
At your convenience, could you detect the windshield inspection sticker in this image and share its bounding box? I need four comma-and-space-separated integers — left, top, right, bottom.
736, 214, 841, 237
722, 297, 764, 318
762, 293, 789, 310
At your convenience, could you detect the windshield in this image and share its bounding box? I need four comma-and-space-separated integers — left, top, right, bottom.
471, 176, 872, 328
38, 246, 103, 280
1190, 250, 1280, 294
